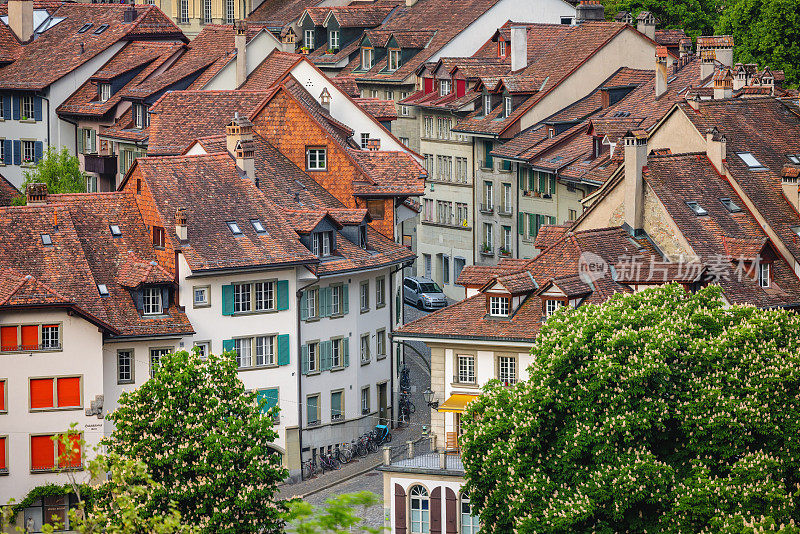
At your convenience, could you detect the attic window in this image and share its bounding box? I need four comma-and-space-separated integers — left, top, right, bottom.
483, 94, 491, 116
737, 152, 765, 169
686, 201, 708, 216
41, 234, 52, 246
78, 23, 93, 33
97, 284, 109, 296
503, 95, 512, 118
109, 224, 122, 236
488, 296, 509, 317
497, 40, 507, 58
439, 79, 451, 97
720, 198, 742, 213
313, 231, 333, 257
99, 83, 111, 102
788, 155, 800, 164
93, 24, 109, 34
388, 49, 401, 72
250, 219, 266, 234
227, 221, 242, 235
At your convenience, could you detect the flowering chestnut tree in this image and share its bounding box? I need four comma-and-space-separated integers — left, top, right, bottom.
106, 350, 286, 533
461, 284, 800, 533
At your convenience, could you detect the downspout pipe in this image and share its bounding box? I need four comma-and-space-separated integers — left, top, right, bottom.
296, 274, 319, 479
388, 259, 413, 429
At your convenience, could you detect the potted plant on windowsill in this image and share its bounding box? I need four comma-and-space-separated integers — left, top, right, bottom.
300, 46, 310, 55
499, 247, 511, 256
481, 244, 492, 255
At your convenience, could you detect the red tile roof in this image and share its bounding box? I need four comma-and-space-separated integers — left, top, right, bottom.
0, 173, 20, 206
239, 49, 301, 90
247, 0, 321, 27
347, 150, 426, 196
352, 97, 398, 121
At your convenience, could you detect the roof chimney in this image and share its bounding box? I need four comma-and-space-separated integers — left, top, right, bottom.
367, 137, 381, 151
655, 46, 668, 99
26, 183, 48, 206
175, 207, 188, 241
510, 26, 528, 72
123, 5, 138, 23
235, 21, 247, 88
623, 131, 647, 231
679, 38, 692, 59
8, 0, 34, 42
227, 112, 255, 179
405, 0, 418, 6
713, 68, 733, 100
698, 35, 734, 68
781, 165, 800, 214
700, 48, 716, 80
636, 11, 656, 40
319, 87, 331, 111
575, 1, 604, 23
705, 127, 726, 174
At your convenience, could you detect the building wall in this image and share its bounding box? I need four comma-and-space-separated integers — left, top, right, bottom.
201, 30, 283, 90
0, 310, 105, 505
135, 0, 250, 38
383, 471, 467, 534
121, 165, 177, 270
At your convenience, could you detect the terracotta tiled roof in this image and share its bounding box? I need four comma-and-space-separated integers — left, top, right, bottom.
313, 226, 414, 276
115, 251, 174, 288
347, 150, 426, 196
654, 29, 687, 47
239, 49, 301, 90
697, 35, 734, 48
0, 22, 22, 64
534, 224, 570, 250
0, 4, 185, 91
0, 268, 72, 307
147, 90, 272, 155
327, 3, 398, 28
331, 75, 360, 97
0, 173, 20, 206
455, 265, 508, 287
247, 0, 322, 27
302, 6, 331, 25
352, 97, 398, 121
99, 108, 150, 143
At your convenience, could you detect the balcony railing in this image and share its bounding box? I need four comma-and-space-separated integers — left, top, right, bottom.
84, 154, 118, 175
479, 203, 494, 214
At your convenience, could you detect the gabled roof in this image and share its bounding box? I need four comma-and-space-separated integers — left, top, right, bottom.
0, 4, 185, 91
326, 3, 398, 28
347, 150, 426, 196
0, 173, 20, 206
247, 0, 322, 28
352, 97, 398, 121
115, 251, 174, 288
239, 49, 302, 90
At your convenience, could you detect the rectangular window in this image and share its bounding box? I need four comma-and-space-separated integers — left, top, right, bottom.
400, 136, 409, 145
484, 223, 493, 251
100, 83, 111, 102
22, 96, 34, 119
569, 208, 577, 221
484, 181, 493, 209
498, 40, 507, 57
504, 95, 512, 118
306, 148, 327, 170
456, 202, 468, 226
22, 140, 35, 164
179, 0, 188, 23
331, 285, 342, 315
498, 356, 516, 384
152, 226, 165, 248
456, 157, 467, 183
304, 29, 315, 49
40, 325, 58, 350
329, 30, 339, 49
440, 79, 451, 96
30, 376, 82, 410
545, 299, 562, 317
255, 281, 275, 311
117, 350, 133, 383
86, 174, 98, 193
366, 199, 384, 220
360, 132, 370, 149
225, 0, 234, 23
307, 342, 318, 372
442, 255, 450, 284
31, 433, 82, 471
424, 117, 433, 138
361, 47, 373, 69
0, 379, 6, 413
194, 341, 209, 359
361, 386, 370, 414
203, 0, 211, 23
331, 390, 343, 421
360, 333, 370, 363
502, 226, 512, 253
376, 329, 386, 357
503, 183, 512, 212
255, 335, 275, 366
307, 394, 320, 425
0, 436, 5, 472
458, 354, 475, 383
376, 277, 386, 307
331, 338, 342, 367
232, 280, 278, 313
149, 348, 170, 378
454, 257, 466, 281
388, 48, 401, 71
760, 263, 770, 288
235, 337, 252, 368
142, 287, 163, 316
360, 281, 369, 311
193, 286, 209, 307
307, 288, 318, 319
1, 324, 61, 352
483, 94, 492, 115
423, 198, 434, 222
489, 296, 509, 316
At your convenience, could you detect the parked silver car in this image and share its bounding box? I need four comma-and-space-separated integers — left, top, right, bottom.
403, 276, 448, 311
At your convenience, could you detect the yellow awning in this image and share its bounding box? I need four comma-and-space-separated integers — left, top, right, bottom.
437, 393, 479, 413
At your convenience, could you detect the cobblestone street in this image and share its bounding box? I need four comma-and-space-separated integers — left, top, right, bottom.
280, 302, 445, 528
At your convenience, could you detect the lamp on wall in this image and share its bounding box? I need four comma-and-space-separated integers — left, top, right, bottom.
423, 387, 438, 409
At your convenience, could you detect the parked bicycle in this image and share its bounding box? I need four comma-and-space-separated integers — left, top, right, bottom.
301, 456, 319, 479
319, 450, 340, 472
335, 442, 353, 465
398, 391, 416, 425
399, 365, 411, 392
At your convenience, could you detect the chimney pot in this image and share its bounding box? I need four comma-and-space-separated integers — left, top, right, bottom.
235, 21, 247, 88
175, 207, 188, 241
576, 1, 605, 23
26, 183, 48, 205
655, 47, 668, 99
705, 127, 726, 173
510, 26, 528, 72
366, 137, 381, 151
636, 11, 657, 40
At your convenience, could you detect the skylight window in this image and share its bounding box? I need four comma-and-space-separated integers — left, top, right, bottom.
720, 198, 742, 213
93, 23, 109, 34
109, 224, 122, 237
788, 155, 800, 164
686, 201, 708, 216
41, 234, 52, 245
227, 221, 242, 235
737, 152, 765, 169
250, 219, 266, 234
77, 23, 93, 33
97, 284, 109, 296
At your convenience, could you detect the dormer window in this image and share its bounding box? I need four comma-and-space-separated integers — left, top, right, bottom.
142, 286, 163, 316
329, 30, 340, 50
227, 221, 242, 235
498, 40, 507, 58
489, 296, 509, 317
361, 47, 374, 70
99, 83, 111, 102
134, 103, 149, 129
483, 94, 492, 116
359, 225, 367, 249
759, 262, 771, 288
313, 231, 333, 257
306, 147, 327, 170
250, 219, 266, 234
152, 226, 165, 248
503, 95, 512, 118
304, 29, 315, 49
388, 49, 401, 71
545, 299, 562, 317
439, 79, 451, 96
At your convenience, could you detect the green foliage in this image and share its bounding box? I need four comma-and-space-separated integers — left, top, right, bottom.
13, 147, 86, 205
600, 0, 720, 37
716, 0, 800, 87
461, 284, 800, 533
106, 350, 287, 533
283, 492, 383, 534
3, 483, 93, 525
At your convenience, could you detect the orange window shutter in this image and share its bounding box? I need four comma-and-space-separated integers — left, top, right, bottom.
57, 434, 81, 468
30, 378, 54, 409
20, 325, 38, 350
56, 377, 81, 408
0, 437, 5, 470
31, 435, 55, 470
1, 326, 17, 351
0, 380, 5, 411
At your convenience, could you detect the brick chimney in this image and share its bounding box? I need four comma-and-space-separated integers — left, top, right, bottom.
510, 26, 527, 72
705, 127, 726, 174
226, 112, 255, 179
8, 0, 34, 42
700, 48, 716, 80
576, 1, 604, 23
623, 131, 648, 232
175, 207, 188, 241
235, 21, 247, 88
713, 68, 733, 100
698, 35, 734, 68
26, 183, 48, 206
655, 46, 668, 99
781, 165, 800, 213
679, 38, 692, 59
636, 11, 656, 40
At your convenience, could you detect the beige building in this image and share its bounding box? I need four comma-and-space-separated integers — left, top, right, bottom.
134, 0, 252, 37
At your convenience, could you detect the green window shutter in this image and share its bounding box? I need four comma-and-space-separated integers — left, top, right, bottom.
277, 334, 290, 365
550, 175, 556, 195
342, 338, 349, 367
529, 169, 535, 191
518, 213, 525, 235
341, 284, 349, 315
222, 285, 234, 315
301, 345, 309, 374
528, 214, 535, 238
550, 215, 557, 225
77, 129, 84, 154
519, 167, 525, 190
320, 287, 331, 317
276, 280, 289, 310
257, 388, 279, 415
538, 171, 546, 193
222, 339, 235, 353
300, 291, 308, 320
320, 340, 332, 370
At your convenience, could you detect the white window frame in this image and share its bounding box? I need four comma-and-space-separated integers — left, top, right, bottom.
307, 288, 318, 319
203, 0, 212, 23
498, 356, 516, 384
331, 338, 342, 367
410, 485, 430, 533
22, 140, 35, 164
361, 47, 373, 69
360, 333, 370, 363
376, 277, 385, 307
193, 286, 209, 307
255, 335, 275, 366
117, 349, 134, 384
100, 83, 111, 102
460, 494, 480, 534
304, 29, 315, 49
307, 342, 318, 372
388, 48, 401, 71
759, 262, 770, 288
225, 0, 235, 23
233, 282, 251, 313
331, 285, 342, 315
21, 95, 34, 119
440, 79, 451, 96
489, 296, 509, 317
484, 223, 493, 250
306, 148, 327, 170
329, 30, 339, 49
360, 281, 369, 311
361, 385, 370, 414
483, 94, 491, 115
149, 347, 171, 378
545, 299, 563, 317
458, 354, 475, 384
504, 95, 512, 118
360, 132, 370, 149
142, 287, 162, 316
376, 329, 386, 357
179, 0, 188, 23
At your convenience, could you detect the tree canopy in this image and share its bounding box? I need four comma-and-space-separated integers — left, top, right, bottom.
106, 350, 286, 534
461, 284, 800, 533
13, 147, 86, 205
600, 0, 720, 37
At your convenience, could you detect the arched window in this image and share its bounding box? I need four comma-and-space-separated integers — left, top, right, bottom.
460, 494, 479, 534
409, 485, 430, 533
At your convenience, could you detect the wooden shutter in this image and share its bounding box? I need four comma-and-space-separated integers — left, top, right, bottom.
276, 280, 289, 310
319, 287, 330, 317
320, 340, 330, 370
56, 377, 81, 408
90, 129, 96, 153
342, 337, 349, 367
222, 339, 235, 354
22, 324, 40, 349
160, 287, 169, 312
12, 95, 20, 120
58, 433, 81, 468
34, 96, 42, 121
221, 285, 234, 315
550, 174, 556, 195
30, 378, 54, 409
1, 96, 10, 120
3, 140, 11, 165
0, 437, 5, 470
445, 488, 457, 534
31, 435, 55, 470
424, 77, 433, 94
300, 291, 308, 320
1, 326, 17, 352
77, 129, 84, 154
431, 487, 442, 534
301, 345, 309, 374
342, 284, 349, 315
257, 388, 279, 414
34, 141, 43, 163
0, 380, 5, 411
277, 334, 290, 365
394, 484, 407, 534
518, 213, 524, 235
